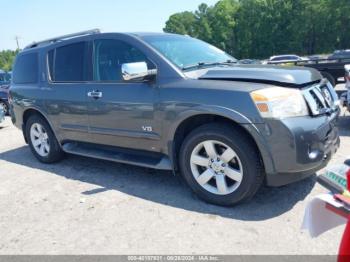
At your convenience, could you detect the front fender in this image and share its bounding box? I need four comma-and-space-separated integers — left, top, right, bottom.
163, 105, 276, 175
166, 104, 254, 144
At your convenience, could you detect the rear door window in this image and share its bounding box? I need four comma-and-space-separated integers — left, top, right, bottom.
13, 53, 38, 84
49, 42, 90, 82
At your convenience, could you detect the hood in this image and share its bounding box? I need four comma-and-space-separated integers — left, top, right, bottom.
197, 65, 322, 88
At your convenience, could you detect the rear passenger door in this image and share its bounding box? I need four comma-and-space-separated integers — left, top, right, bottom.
46, 41, 92, 143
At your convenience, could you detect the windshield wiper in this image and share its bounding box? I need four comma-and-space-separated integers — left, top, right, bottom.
182, 60, 237, 71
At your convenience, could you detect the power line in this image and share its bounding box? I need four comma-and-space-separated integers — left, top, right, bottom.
14, 36, 21, 50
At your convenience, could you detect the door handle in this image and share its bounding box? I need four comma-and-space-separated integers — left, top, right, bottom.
87, 90, 102, 99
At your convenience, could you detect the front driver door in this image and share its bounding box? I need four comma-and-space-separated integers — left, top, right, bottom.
87, 38, 160, 152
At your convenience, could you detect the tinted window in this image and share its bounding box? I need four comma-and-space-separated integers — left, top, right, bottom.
51, 42, 89, 82
13, 53, 38, 84
94, 39, 154, 81
271, 57, 281, 61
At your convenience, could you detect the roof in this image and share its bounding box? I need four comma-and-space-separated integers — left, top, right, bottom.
23, 29, 180, 51
24, 29, 101, 49
129, 32, 178, 37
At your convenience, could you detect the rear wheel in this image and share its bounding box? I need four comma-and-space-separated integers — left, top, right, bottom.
179, 123, 264, 206
25, 115, 64, 163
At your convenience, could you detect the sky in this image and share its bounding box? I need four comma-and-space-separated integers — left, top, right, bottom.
0, 0, 219, 50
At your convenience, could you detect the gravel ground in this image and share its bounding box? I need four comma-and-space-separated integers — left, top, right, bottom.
0, 85, 349, 255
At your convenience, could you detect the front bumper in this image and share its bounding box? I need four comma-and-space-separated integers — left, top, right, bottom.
245, 110, 340, 186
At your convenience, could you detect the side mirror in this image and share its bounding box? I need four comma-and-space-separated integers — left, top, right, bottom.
122, 62, 157, 81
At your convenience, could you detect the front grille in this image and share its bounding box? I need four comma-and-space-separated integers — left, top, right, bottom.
303, 80, 339, 116
310, 90, 324, 111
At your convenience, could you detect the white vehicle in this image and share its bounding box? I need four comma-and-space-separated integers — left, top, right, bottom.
268, 54, 307, 64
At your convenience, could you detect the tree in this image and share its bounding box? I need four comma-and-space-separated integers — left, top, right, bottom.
164, 0, 350, 59
0, 50, 19, 71
164, 11, 197, 36
193, 3, 213, 42
207, 0, 239, 53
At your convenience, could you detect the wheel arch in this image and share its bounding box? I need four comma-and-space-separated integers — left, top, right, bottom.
22, 107, 61, 146
168, 110, 269, 173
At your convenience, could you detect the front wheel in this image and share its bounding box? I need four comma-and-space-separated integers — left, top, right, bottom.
179, 123, 264, 206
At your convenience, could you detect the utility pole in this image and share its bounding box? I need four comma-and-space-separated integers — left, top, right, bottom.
14, 36, 20, 50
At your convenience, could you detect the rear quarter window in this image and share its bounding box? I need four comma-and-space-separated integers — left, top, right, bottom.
12, 53, 38, 84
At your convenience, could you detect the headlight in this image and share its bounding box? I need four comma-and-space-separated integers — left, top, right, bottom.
250, 87, 309, 119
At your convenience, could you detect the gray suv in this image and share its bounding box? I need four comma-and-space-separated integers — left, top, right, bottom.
9, 30, 340, 206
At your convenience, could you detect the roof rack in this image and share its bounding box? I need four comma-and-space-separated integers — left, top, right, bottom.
24, 29, 101, 49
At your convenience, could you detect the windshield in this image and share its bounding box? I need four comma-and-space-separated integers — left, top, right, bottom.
142, 35, 236, 70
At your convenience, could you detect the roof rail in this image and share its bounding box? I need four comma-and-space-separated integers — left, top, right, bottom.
24, 29, 101, 49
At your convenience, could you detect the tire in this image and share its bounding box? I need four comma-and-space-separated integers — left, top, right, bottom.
25, 114, 64, 163
321, 72, 336, 87
179, 123, 264, 206
0, 100, 9, 115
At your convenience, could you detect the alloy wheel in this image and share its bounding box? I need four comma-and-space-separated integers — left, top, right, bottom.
190, 140, 243, 195
30, 123, 50, 157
